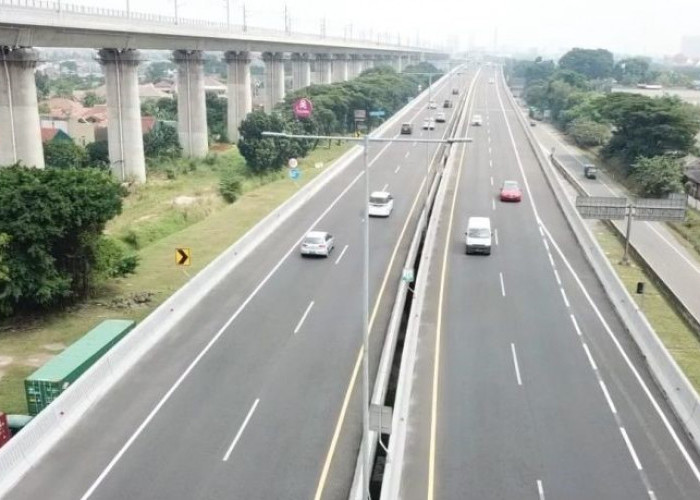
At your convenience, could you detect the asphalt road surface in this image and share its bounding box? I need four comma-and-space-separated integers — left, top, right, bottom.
4, 70, 473, 500
398, 67, 700, 500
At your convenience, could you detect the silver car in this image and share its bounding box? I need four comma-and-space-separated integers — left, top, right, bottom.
300, 231, 335, 257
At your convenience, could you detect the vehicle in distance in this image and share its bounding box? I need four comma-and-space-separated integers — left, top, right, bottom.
401, 123, 413, 135
584, 164, 598, 179
488, 78, 495, 84
422, 119, 430, 130
452, 88, 459, 95
472, 114, 483, 126
500, 180, 522, 202
368, 191, 394, 217
465, 216, 492, 255
428, 118, 436, 130
300, 231, 335, 257
443, 99, 453, 108
428, 100, 437, 109
435, 112, 446, 123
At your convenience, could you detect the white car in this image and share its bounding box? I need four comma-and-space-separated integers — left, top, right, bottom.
428, 100, 437, 109
488, 78, 495, 84
369, 191, 394, 217
422, 119, 430, 130
300, 231, 334, 257
472, 114, 483, 126
435, 112, 446, 123
428, 119, 436, 130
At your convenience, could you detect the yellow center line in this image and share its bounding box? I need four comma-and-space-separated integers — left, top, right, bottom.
427, 72, 480, 500
313, 173, 427, 500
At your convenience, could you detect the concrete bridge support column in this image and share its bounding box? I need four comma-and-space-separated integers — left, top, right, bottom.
173, 50, 208, 157
263, 52, 286, 112
0, 47, 43, 168
316, 54, 332, 84
224, 50, 252, 143
362, 55, 374, 72
348, 55, 362, 79
331, 54, 349, 82
291, 52, 311, 90
98, 48, 145, 182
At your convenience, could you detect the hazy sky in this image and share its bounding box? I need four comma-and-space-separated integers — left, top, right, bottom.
78, 0, 700, 57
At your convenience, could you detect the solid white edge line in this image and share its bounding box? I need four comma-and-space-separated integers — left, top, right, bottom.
499, 272, 506, 297
560, 287, 570, 308
541, 222, 700, 484
570, 314, 583, 337
620, 427, 644, 471
335, 244, 349, 265
582, 342, 598, 371
511, 343, 522, 386
537, 479, 545, 500
599, 380, 618, 415
293, 301, 315, 335
223, 398, 260, 461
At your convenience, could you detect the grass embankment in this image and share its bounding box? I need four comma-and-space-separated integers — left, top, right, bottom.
0, 143, 351, 414
670, 206, 700, 256
593, 222, 700, 391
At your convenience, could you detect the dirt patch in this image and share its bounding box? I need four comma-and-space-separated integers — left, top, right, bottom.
0, 355, 13, 367
172, 195, 199, 207
43, 343, 66, 352
23, 353, 54, 368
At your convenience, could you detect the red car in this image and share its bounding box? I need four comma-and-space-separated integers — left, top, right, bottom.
500, 180, 522, 202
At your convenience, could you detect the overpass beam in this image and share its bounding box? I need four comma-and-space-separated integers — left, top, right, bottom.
291, 52, 311, 90
173, 50, 208, 157
98, 48, 146, 182
315, 54, 332, 85
263, 51, 286, 112
0, 47, 44, 169
224, 50, 251, 143
331, 54, 349, 82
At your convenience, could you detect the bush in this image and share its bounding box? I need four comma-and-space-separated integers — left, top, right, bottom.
219, 175, 243, 203
44, 139, 88, 169
93, 237, 139, 279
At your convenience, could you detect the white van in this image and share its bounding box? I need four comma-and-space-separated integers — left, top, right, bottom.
369, 191, 394, 217
465, 216, 492, 255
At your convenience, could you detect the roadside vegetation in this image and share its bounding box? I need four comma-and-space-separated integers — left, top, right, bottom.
506, 48, 700, 197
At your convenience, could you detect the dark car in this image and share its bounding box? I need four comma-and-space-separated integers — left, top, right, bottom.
584, 164, 598, 179
452, 88, 459, 95
400, 123, 413, 135
443, 99, 453, 108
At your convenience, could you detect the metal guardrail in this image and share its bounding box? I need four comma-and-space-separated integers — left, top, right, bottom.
0, 82, 453, 498
0, 0, 433, 51
505, 83, 700, 454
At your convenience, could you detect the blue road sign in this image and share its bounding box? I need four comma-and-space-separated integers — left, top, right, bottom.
289, 168, 301, 180
369, 110, 386, 117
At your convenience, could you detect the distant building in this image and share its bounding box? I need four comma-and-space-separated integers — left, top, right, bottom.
41, 127, 72, 143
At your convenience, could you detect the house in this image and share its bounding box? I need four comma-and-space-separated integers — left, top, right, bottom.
41, 127, 72, 143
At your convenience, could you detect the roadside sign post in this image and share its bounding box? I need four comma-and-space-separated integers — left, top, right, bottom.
262, 123, 472, 499
575, 194, 687, 265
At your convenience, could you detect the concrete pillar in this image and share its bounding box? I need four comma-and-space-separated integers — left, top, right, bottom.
394, 56, 403, 73
291, 52, 311, 90
316, 54, 332, 84
224, 50, 252, 143
363, 56, 374, 72
263, 52, 286, 112
348, 55, 363, 79
173, 50, 208, 157
98, 48, 146, 183
331, 54, 349, 82
0, 47, 43, 168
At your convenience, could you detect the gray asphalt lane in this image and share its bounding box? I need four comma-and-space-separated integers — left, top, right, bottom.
3, 71, 471, 500
399, 67, 700, 500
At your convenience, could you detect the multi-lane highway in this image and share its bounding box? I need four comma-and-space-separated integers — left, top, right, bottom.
397, 67, 700, 499
3, 69, 471, 499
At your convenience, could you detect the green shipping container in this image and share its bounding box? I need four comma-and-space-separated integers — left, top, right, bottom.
24, 319, 135, 416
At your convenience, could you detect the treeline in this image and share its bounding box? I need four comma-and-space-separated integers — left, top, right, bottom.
507, 48, 700, 197
236, 63, 442, 174
0, 166, 135, 317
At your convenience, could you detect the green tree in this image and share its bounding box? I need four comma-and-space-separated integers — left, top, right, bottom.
145, 61, 175, 82
599, 94, 700, 165
614, 57, 650, 86
630, 156, 684, 197
35, 71, 51, 100
44, 139, 88, 169
559, 48, 614, 80
206, 92, 228, 142
59, 60, 78, 74
141, 97, 177, 120
86, 140, 110, 168
567, 118, 611, 147
0, 233, 8, 284
52, 79, 76, 98
0, 166, 126, 316
143, 123, 182, 158
82, 91, 105, 107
